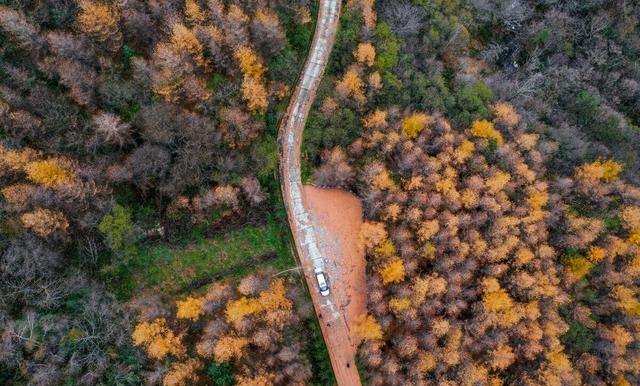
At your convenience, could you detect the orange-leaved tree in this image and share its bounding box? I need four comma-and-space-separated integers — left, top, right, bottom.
336, 66, 366, 105
354, 42, 376, 67
184, 0, 205, 23
170, 24, 205, 66
491, 101, 520, 128
213, 335, 249, 362
362, 110, 388, 130
76, 0, 121, 50
234, 46, 268, 112
20, 208, 69, 236
162, 358, 202, 386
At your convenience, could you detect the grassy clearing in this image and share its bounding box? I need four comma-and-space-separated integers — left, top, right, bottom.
101, 213, 337, 384
102, 220, 296, 300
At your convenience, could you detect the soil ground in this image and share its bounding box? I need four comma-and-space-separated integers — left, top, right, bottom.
302, 185, 366, 353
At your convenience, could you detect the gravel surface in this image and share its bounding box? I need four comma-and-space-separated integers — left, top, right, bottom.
277, 1, 364, 385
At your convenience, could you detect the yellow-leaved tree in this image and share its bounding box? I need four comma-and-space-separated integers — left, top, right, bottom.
131, 318, 185, 360
234, 46, 265, 80
469, 119, 504, 145
586, 246, 606, 263
225, 297, 262, 326
176, 297, 204, 320
241, 77, 269, 112
601, 159, 623, 182
374, 238, 396, 259
481, 278, 514, 313
401, 112, 432, 139
389, 297, 411, 314
24, 159, 74, 187
355, 314, 383, 341
454, 139, 475, 163
379, 257, 405, 284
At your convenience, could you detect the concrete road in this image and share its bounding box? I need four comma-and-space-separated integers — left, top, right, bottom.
277, 1, 363, 386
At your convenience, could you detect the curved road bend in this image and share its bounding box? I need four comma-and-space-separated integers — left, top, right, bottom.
277, 1, 362, 386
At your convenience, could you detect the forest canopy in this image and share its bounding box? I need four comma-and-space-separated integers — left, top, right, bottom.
0, 0, 318, 385
1, 0, 639, 385
329, 105, 640, 385
307, 1, 640, 385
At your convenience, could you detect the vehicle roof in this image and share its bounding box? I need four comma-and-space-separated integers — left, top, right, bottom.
315, 272, 327, 285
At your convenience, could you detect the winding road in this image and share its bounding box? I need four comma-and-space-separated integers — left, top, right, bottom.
277, 1, 363, 386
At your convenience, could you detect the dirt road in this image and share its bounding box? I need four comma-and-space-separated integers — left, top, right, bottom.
277, 1, 363, 386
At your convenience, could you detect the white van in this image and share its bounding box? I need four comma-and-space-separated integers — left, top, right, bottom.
314, 267, 330, 296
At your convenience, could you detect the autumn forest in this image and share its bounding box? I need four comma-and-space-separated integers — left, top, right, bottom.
1, 0, 639, 386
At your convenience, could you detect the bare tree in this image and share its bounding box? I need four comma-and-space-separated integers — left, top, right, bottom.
240, 176, 266, 206
0, 6, 42, 52
124, 144, 171, 191
379, 1, 425, 38
313, 147, 355, 188
91, 112, 131, 147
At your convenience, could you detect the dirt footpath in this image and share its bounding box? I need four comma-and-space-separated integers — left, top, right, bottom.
302, 185, 365, 354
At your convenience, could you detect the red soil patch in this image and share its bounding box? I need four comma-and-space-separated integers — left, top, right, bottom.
302, 185, 366, 353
